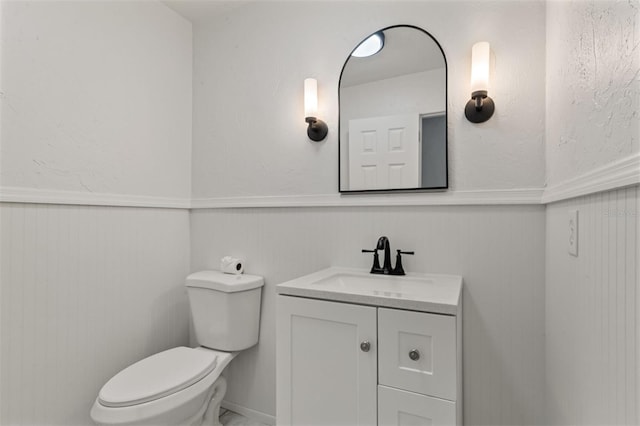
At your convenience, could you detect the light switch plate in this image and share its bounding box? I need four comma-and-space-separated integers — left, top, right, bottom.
568, 209, 579, 256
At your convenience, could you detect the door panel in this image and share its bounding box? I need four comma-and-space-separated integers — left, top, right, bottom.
348, 114, 420, 190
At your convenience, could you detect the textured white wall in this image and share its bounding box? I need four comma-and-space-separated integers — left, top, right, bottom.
0, 203, 191, 426
191, 205, 546, 425
545, 1, 640, 424
545, 0, 640, 187
545, 186, 639, 425
0, 2, 193, 425
0, 1, 193, 199
191, 0, 546, 199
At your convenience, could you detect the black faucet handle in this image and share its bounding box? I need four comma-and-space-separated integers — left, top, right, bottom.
391, 249, 414, 276
362, 248, 382, 273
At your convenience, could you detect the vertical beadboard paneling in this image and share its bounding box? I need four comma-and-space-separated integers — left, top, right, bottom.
190, 204, 546, 425
546, 185, 639, 425
0, 203, 191, 426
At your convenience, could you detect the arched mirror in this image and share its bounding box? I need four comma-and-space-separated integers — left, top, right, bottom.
339, 25, 448, 192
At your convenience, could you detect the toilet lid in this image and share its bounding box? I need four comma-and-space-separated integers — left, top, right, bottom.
98, 347, 217, 408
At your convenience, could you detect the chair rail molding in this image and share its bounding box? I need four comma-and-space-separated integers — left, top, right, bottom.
190, 188, 545, 209
3, 151, 639, 210
0, 186, 191, 209
542, 153, 640, 204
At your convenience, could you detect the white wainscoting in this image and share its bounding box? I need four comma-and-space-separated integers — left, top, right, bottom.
545, 185, 639, 424
0, 203, 191, 426
191, 204, 547, 425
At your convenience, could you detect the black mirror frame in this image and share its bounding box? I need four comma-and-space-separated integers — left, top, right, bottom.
338, 24, 449, 194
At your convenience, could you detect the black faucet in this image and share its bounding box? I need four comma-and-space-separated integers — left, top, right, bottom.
362, 236, 414, 275
376, 236, 393, 274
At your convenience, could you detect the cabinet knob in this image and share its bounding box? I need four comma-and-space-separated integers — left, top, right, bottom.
360, 341, 371, 352
409, 349, 420, 361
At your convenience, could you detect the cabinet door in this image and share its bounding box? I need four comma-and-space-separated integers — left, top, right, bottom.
378, 385, 456, 426
276, 296, 377, 426
378, 308, 456, 400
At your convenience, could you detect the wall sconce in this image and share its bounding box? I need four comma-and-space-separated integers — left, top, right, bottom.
304, 78, 328, 142
465, 41, 495, 123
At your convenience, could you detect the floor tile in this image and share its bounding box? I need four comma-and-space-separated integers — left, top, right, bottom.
219, 410, 270, 426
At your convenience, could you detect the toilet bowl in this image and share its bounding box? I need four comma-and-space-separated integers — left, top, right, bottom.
90, 271, 263, 426
91, 347, 234, 426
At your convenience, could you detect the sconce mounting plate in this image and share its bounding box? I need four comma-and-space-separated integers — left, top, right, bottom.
306, 117, 328, 142
465, 96, 495, 123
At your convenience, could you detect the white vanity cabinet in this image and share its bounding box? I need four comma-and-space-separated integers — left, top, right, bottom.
276, 291, 462, 425
276, 267, 462, 426
276, 296, 377, 426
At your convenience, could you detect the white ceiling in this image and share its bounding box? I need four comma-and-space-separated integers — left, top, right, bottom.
163, 0, 248, 23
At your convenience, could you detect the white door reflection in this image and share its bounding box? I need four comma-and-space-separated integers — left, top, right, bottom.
348, 113, 420, 190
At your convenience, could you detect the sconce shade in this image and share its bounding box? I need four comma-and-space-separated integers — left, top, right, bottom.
304, 78, 318, 118
465, 41, 494, 123
470, 41, 490, 94
303, 77, 328, 141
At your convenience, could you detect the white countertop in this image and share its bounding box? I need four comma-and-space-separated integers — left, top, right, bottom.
276, 267, 462, 315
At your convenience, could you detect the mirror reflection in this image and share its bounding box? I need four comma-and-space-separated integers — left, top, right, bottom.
339, 25, 448, 192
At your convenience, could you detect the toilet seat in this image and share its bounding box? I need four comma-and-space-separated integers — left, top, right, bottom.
99, 347, 218, 407
91, 347, 235, 425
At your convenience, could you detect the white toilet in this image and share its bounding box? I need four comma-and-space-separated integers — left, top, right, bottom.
90, 271, 264, 426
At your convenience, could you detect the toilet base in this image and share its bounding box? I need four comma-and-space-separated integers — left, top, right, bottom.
186, 376, 227, 426
202, 376, 227, 426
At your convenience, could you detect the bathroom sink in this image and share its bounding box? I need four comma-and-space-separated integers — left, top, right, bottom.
276, 267, 462, 315
313, 273, 433, 294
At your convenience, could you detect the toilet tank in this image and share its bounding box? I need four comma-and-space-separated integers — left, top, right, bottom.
185, 271, 264, 351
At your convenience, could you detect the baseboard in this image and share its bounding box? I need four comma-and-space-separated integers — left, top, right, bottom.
221, 400, 276, 425
542, 153, 640, 204
0, 186, 190, 209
